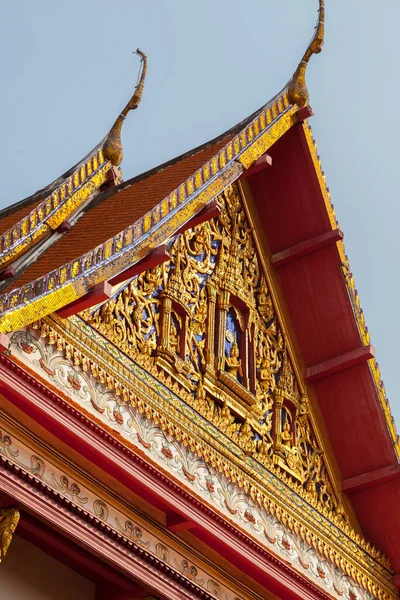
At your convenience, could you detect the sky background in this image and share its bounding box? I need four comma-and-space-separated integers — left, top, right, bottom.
1, 1, 400, 425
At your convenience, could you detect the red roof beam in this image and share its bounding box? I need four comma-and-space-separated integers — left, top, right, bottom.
241, 154, 272, 178
166, 512, 196, 533
304, 345, 375, 383
108, 245, 170, 287
174, 199, 220, 237
394, 574, 400, 589
0, 265, 16, 280
342, 463, 400, 494
271, 228, 343, 268
57, 281, 112, 319
296, 105, 315, 123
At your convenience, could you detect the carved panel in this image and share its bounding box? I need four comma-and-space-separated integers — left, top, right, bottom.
82, 183, 344, 520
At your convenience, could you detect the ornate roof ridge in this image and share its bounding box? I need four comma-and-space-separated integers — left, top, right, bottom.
0, 87, 297, 331
0, 0, 325, 285
0, 51, 148, 275
288, 0, 325, 108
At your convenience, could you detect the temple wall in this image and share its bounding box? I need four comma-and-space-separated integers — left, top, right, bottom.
1, 534, 95, 600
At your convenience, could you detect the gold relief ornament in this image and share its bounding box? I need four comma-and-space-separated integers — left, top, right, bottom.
225, 339, 243, 379
0, 508, 20, 563
32, 315, 396, 596
288, 0, 324, 108
83, 182, 344, 522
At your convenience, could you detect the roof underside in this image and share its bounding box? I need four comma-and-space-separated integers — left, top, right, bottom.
247, 123, 400, 575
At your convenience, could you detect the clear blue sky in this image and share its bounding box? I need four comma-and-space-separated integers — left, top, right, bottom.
1, 1, 400, 426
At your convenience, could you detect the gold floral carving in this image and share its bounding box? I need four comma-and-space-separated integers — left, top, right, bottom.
0, 507, 20, 563
84, 182, 345, 522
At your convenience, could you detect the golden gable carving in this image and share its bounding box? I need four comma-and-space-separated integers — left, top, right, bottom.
83, 183, 346, 522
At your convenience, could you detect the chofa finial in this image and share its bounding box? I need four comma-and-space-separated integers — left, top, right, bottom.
288, 0, 324, 108
103, 49, 148, 166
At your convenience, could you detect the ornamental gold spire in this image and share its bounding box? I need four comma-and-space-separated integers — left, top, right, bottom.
288, 0, 324, 108
103, 49, 148, 166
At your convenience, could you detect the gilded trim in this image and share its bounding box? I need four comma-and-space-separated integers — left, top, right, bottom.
0, 95, 296, 333
0, 151, 111, 271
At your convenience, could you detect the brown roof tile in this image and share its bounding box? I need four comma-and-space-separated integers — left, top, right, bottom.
0, 199, 43, 236
9, 138, 229, 290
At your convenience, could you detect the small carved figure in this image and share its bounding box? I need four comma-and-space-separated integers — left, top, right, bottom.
281, 420, 293, 447
239, 421, 256, 454
169, 320, 180, 354
225, 340, 243, 379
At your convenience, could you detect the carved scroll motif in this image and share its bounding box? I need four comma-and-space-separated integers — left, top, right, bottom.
0, 507, 20, 563
84, 183, 345, 521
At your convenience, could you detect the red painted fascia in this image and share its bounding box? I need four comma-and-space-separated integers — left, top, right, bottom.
247, 122, 400, 573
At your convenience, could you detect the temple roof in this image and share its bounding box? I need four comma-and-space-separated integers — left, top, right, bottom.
3, 137, 231, 292
2, 0, 400, 583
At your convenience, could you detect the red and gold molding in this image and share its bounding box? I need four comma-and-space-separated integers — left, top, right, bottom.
0, 407, 261, 600
2, 324, 396, 600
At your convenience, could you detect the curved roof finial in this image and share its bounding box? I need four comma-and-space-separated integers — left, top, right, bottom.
103, 49, 148, 166
288, 0, 324, 108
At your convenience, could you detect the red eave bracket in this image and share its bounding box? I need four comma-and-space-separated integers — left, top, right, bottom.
166, 512, 196, 533
174, 199, 220, 237
342, 463, 400, 494
297, 105, 315, 123
271, 228, 343, 268
57, 245, 171, 318
109, 245, 170, 287
57, 220, 73, 233
241, 154, 272, 178
0, 265, 16, 281
304, 345, 375, 383
57, 281, 112, 319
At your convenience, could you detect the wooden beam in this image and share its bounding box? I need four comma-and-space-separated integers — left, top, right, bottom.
296, 105, 315, 123
96, 584, 150, 600
271, 228, 343, 268
57, 220, 73, 233
109, 245, 170, 287
241, 154, 272, 178
304, 345, 375, 383
342, 463, 400, 494
166, 512, 195, 533
0, 265, 16, 280
57, 281, 112, 319
174, 199, 220, 237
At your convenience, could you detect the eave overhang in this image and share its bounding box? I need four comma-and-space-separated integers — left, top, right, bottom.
243, 120, 400, 578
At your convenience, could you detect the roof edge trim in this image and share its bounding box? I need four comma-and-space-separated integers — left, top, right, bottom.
0, 93, 298, 332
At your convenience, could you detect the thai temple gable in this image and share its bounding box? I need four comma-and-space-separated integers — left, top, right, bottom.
1, 2, 400, 600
